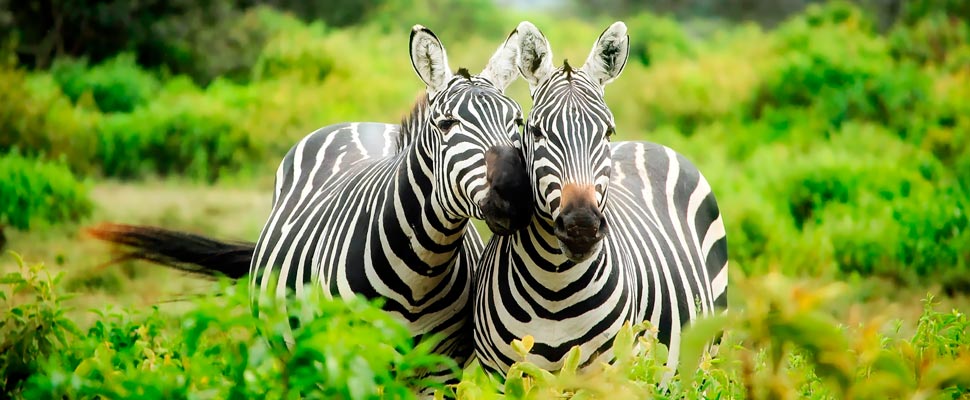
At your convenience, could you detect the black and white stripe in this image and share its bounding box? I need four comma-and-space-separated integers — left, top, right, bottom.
473, 21, 729, 377
84, 25, 532, 394
246, 25, 529, 376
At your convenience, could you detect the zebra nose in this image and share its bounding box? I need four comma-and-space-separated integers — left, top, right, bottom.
482, 145, 532, 236
554, 206, 608, 260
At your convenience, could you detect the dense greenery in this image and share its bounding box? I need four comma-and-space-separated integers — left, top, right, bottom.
4, 255, 970, 399
1, 254, 455, 398
1, 1, 968, 398
6, 1, 965, 282
0, 153, 92, 230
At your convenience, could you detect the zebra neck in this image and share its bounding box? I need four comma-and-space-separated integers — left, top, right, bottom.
384, 133, 469, 276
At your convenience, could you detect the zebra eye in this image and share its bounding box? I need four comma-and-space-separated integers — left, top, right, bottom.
605, 126, 616, 139
436, 118, 459, 132
530, 125, 544, 139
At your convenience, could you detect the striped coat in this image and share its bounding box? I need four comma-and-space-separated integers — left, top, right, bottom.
473, 21, 728, 376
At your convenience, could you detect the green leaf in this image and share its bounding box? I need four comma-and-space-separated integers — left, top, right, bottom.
504, 368, 528, 399
511, 362, 556, 385
679, 313, 730, 383
870, 351, 916, 389
0, 272, 25, 284
511, 335, 535, 360
561, 346, 582, 377
613, 321, 635, 366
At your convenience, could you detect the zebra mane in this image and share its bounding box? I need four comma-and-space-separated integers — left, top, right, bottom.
397, 91, 430, 152
562, 59, 574, 81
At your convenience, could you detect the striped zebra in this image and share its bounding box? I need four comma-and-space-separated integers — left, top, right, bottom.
472, 21, 729, 377
246, 24, 532, 368
88, 25, 532, 378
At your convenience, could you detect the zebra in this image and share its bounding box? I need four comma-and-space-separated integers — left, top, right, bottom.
472, 21, 729, 378
88, 24, 533, 380
245, 24, 533, 368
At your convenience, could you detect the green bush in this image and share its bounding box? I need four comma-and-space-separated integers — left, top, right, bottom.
0, 153, 92, 230
0, 65, 99, 174
5, 258, 970, 399
146, 4, 272, 85
97, 85, 261, 182
889, 13, 970, 69
897, 0, 970, 27
51, 54, 160, 114
760, 126, 969, 281
892, 187, 970, 277
252, 19, 335, 82
370, 0, 509, 39
626, 13, 695, 66
749, 2, 931, 134
0, 254, 81, 396
3, 263, 455, 399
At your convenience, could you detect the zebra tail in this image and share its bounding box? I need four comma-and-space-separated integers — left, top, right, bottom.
85, 223, 254, 280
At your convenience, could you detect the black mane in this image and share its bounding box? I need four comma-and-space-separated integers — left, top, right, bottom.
397, 92, 430, 152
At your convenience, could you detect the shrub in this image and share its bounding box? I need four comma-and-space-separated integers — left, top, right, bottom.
252, 19, 335, 82
0, 67, 46, 153
96, 86, 261, 182
5, 257, 970, 399
15, 269, 456, 399
749, 1, 932, 135
626, 13, 695, 66
623, 23, 775, 135
892, 187, 970, 277
925, 71, 970, 169
0, 65, 99, 174
897, 0, 970, 27
0, 254, 81, 396
51, 54, 160, 113
0, 153, 93, 230
370, 0, 509, 40
889, 13, 970, 69
763, 125, 970, 281
146, 4, 272, 85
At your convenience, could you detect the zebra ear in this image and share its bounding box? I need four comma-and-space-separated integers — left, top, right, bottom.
581, 21, 629, 87
410, 25, 453, 97
480, 27, 520, 92
514, 21, 555, 91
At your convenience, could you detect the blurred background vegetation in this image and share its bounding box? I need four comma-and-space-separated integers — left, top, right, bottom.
0, 0, 968, 397
2, 0, 967, 284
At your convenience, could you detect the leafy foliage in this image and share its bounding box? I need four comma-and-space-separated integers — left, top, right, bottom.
51, 53, 160, 113
0, 153, 92, 230
96, 83, 262, 182
0, 256, 455, 399
0, 253, 81, 396
8, 258, 970, 399
0, 63, 99, 174
2, 1, 969, 273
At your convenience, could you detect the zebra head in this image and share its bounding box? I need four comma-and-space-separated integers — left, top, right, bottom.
410, 25, 532, 236
514, 21, 629, 262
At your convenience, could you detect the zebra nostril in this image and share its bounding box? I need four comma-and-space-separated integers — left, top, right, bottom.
554, 217, 566, 234
597, 214, 608, 239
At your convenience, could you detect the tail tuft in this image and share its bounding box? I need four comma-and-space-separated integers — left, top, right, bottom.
86, 222, 255, 280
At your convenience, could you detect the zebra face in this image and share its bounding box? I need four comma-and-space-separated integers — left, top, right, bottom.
428, 76, 530, 232
410, 25, 533, 235
514, 21, 630, 262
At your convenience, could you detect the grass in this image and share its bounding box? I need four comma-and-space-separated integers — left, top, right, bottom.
0, 179, 271, 328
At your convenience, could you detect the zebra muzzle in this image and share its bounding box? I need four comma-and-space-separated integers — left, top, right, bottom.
482, 145, 533, 236
554, 205, 608, 262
